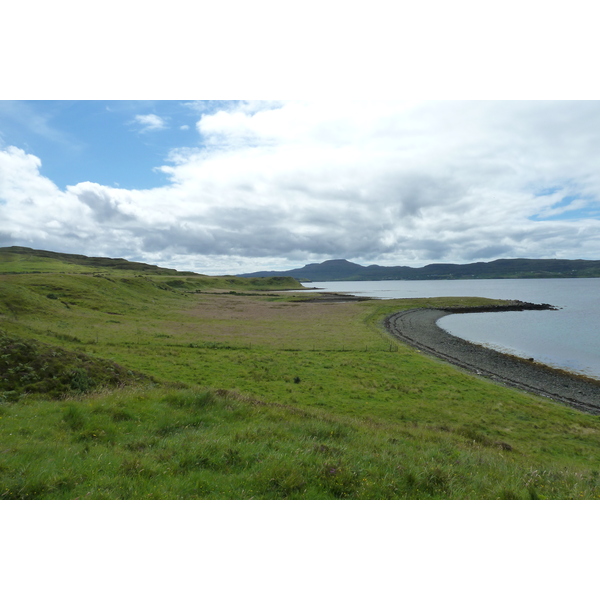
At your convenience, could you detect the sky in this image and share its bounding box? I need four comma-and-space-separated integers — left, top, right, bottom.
2, 99, 600, 275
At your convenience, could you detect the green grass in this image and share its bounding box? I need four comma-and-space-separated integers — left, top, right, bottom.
2, 385, 598, 499
2, 250, 600, 499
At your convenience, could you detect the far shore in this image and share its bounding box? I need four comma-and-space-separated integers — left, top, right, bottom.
385, 306, 600, 415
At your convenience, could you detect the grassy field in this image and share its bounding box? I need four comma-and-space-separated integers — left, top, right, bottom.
2, 249, 600, 499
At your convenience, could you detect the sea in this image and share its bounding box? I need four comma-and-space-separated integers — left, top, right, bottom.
298, 279, 600, 380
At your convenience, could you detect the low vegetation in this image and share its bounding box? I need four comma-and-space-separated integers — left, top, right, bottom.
1, 247, 600, 499
0, 330, 152, 401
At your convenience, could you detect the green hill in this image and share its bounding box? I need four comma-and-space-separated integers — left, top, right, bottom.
0, 245, 200, 275
0, 246, 302, 293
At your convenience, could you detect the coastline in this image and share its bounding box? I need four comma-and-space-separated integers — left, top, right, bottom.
385, 307, 600, 415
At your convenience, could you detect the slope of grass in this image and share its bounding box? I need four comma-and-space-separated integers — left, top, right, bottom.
2, 252, 600, 499
1, 385, 598, 500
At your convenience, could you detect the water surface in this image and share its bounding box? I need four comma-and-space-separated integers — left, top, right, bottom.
300, 279, 600, 379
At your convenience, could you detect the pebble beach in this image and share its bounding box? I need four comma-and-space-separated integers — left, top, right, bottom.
385, 307, 600, 415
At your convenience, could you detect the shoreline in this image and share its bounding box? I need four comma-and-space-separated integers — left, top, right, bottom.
296, 292, 374, 303
385, 307, 600, 415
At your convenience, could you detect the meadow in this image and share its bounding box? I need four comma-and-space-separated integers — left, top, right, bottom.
2, 249, 600, 499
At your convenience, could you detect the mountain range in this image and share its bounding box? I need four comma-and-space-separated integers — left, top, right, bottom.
238, 258, 600, 281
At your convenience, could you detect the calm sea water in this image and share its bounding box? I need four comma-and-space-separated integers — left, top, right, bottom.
299, 279, 600, 380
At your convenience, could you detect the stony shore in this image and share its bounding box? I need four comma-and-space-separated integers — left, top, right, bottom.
385, 306, 600, 415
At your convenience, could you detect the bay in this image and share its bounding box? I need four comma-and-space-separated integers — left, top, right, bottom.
299, 278, 600, 380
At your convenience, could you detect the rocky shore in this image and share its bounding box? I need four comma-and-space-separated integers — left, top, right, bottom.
385, 306, 600, 415
299, 292, 374, 303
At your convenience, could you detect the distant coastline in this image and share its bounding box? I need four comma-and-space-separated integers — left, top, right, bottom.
239, 257, 600, 281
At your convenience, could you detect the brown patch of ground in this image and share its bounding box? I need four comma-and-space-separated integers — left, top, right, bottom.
178, 293, 373, 350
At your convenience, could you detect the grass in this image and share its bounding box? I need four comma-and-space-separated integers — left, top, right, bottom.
2, 385, 599, 500
2, 249, 600, 499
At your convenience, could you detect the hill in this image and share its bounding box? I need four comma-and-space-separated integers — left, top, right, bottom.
3, 247, 600, 499
0, 245, 201, 275
239, 257, 600, 281
0, 246, 302, 291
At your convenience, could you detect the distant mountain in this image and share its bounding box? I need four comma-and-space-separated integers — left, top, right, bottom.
238, 258, 600, 281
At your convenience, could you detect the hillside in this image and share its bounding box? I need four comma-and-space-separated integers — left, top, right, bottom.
0, 245, 202, 275
2, 248, 600, 499
0, 246, 302, 291
239, 257, 600, 281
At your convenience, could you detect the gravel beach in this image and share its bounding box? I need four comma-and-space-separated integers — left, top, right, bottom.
385, 307, 600, 415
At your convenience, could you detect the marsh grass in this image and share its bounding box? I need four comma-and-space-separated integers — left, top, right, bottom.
2, 253, 600, 499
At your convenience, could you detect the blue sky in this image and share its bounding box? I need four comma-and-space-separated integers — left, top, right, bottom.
0, 101, 210, 190
2, 100, 600, 274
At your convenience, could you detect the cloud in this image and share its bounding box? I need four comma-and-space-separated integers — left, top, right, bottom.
132, 114, 167, 132
3, 101, 600, 274
68, 182, 136, 223
0, 146, 93, 250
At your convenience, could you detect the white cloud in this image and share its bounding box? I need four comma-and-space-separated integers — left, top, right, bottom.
132, 114, 167, 132
3, 101, 600, 274
0, 146, 95, 250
